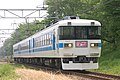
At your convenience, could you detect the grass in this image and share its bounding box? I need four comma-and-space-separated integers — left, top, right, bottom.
16, 68, 82, 80
1, 42, 120, 80
93, 43, 120, 75
0, 64, 18, 80
13, 63, 26, 69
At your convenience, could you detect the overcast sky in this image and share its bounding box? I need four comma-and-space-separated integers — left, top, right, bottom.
0, 0, 43, 9
0, 0, 45, 46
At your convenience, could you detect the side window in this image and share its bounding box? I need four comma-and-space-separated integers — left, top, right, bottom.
35, 37, 38, 47
39, 37, 41, 47
13, 46, 19, 52
49, 33, 51, 45
49, 32, 52, 44
43, 35, 45, 46
20, 41, 29, 50
44, 35, 46, 46
46, 33, 49, 45
38, 37, 41, 47
42, 36, 43, 46
35, 36, 42, 47
45, 34, 47, 45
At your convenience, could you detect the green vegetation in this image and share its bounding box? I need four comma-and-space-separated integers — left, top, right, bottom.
94, 43, 120, 75
0, 0, 120, 75
0, 64, 18, 80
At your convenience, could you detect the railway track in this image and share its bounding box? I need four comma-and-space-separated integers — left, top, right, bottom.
84, 71, 120, 80
64, 70, 120, 80
16, 63, 120, 80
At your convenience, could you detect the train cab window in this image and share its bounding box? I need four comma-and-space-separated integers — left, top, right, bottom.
75, 27, 87, 39
59, 27, 74, 39
88, 27, 101, 39
59, 26, 101, 40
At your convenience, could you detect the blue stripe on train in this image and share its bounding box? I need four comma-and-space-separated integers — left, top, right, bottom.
16, 46, 53, 54
34, 46, 53, 52
98, 43, 102, 47
57, 43, 64, 48
15, 50, 29, 54
15, 43, 64, 54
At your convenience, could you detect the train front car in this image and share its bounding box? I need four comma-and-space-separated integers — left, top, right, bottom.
58, 16, 101, 70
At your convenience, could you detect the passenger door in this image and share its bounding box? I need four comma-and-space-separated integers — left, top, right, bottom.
52, 29, 56, 50
29, 38, 34, 53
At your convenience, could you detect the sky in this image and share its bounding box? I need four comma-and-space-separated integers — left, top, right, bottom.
0, 0, 43, 9
0, 0, 46, 46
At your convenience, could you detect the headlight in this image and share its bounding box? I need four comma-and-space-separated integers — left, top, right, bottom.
90, 43, 95, 47
68, 44, 72, 47
64, 43, 73, 48
90, 43, 98, 47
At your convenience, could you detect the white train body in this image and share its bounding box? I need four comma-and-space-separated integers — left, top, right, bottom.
13, 16, 101, 70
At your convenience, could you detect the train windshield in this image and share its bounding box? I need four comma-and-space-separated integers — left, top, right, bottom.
59, 26, 101, 40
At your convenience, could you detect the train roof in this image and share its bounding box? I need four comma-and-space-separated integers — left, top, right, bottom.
57, 19, 101, 26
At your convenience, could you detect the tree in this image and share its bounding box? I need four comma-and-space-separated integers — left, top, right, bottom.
100, 0, 120, 48
46, 0, 85, 18
0, 20, 45, 57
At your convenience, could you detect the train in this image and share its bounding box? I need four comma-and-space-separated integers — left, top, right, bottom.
13, 16, 101, 70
